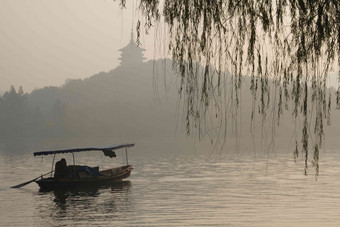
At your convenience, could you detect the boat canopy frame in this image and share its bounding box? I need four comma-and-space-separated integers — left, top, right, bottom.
34, 143, 135, 156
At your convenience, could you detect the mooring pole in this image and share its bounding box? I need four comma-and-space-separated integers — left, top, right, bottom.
125, 148, 128, 166
72, 152, 76, 179
51, 153, 56, 177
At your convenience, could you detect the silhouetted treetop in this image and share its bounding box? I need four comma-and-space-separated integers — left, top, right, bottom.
117, 0, 340, 174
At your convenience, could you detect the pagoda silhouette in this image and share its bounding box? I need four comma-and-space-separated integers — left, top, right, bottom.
118, 32, 146, 66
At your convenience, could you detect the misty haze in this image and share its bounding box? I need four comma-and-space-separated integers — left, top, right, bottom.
1, 1, 340, 226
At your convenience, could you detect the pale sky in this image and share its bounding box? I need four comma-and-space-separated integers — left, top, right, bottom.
0, 0, 338, 94
0, 0, 160, 93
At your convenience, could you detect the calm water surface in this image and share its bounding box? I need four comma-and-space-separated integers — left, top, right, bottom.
1, 149, 340, 226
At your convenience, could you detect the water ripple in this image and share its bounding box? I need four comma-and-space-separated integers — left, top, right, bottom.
1, 151, 340, 226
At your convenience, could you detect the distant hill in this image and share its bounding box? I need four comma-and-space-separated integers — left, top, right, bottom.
1, 35, 340, 156
27, 59, 179, 138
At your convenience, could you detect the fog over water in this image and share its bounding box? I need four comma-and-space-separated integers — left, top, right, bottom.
1, 36, 340, 225
2, 147, 340, 226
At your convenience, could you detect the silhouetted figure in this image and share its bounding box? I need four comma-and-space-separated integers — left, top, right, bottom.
54, 158, 68, 178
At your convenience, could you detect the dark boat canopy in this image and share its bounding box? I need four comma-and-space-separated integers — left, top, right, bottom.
33, 143, 135, 157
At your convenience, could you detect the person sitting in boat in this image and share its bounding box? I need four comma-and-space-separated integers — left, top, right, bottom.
54, 158, 68, 178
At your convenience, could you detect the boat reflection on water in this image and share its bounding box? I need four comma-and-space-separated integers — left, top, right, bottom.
41, 180, 132, 205
35, 181, 133, 224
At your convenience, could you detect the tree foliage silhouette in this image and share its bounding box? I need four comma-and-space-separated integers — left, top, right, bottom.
117, 0, 340, 173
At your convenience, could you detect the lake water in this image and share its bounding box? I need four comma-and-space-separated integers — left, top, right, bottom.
1, 147, 340, 226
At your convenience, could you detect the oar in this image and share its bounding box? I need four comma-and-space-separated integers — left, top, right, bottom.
11, 170, 54, 188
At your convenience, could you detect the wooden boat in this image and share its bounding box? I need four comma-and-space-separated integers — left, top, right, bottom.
31, 143, 134, 191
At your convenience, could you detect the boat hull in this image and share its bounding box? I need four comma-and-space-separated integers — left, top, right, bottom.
36, 165, 132, 191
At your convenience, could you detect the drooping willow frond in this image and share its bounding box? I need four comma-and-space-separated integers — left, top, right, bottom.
116, 0, 340, 173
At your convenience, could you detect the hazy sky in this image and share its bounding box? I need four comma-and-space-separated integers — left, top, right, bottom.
0, 0, 338, 93
0, 0, 159, 93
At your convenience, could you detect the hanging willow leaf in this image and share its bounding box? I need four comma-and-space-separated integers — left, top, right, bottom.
116, 0, 340, 173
